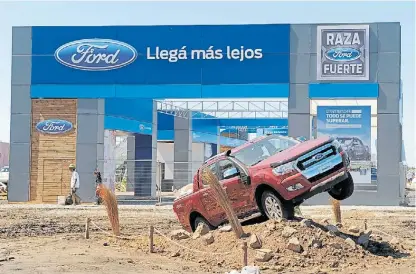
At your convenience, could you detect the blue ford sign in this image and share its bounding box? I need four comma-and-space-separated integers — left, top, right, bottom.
36, 119, 73, 134
54, 39, 137, 71
325, 47, 361, 62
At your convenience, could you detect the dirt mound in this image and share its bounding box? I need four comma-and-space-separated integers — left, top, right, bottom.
133, 218, 414, 273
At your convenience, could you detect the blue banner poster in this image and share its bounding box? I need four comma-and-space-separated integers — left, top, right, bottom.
317, 106, 372, 184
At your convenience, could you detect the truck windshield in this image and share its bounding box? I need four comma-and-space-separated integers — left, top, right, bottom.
232, 136, 299, 166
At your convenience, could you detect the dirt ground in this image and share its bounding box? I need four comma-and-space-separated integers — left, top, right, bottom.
0, 204, 415, 274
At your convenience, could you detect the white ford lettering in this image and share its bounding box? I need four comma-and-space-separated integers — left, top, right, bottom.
71, 44, 120, 65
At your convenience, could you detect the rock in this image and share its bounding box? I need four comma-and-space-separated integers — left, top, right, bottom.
300, 219, 313, 228
266, 222, 277, 231
241, 266, 261, 274
358, 230, 372, 248
262, 230, 272, 237
103, 242, 109, 246
226, 270, 240, 274
389, 237, 400, 245
330, 261, 339, 268
201, 233, 214, 245
249, 233, 262, 249
287, 237, 303, 253
192, 223, 210, 239
127, 259, 134, 264
219, 225, 232, 233
171, 251, 180, 257
348, 226, 360, 234
255, 249, 273, 262
330, 243, 342, 249
170, 229, 190, 240
282, 226, 297, 238
310, 237, 323, 248
345, 237, 356, 249
336, 223, 343, 228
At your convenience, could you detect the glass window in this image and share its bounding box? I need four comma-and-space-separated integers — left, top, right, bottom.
0, 167, 8, 172
218, 159, 239, 180
233, 136, 298, 166
201, 163, 217, 187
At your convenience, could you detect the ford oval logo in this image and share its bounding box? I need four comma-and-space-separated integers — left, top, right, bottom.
313, 153, 324, 161
325, 47, 361, 62
36, 119, 73, 134
54, 39, 138, 71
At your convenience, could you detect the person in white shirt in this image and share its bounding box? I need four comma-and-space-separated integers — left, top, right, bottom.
69, 164, 80, 205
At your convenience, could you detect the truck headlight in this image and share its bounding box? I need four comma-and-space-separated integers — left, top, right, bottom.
286, 183, 304, 192
272, 161, 296, 176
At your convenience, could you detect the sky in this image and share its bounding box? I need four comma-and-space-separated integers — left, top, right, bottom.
0, 1, 414, 166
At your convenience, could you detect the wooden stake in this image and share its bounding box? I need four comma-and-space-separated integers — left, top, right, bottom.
85, 217, 90, 239
364, 219, 367, 230
149, 225, 154, 253
242, 241, 248, 267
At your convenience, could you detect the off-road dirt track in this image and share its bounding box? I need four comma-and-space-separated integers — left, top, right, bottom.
0, 204, 415, 274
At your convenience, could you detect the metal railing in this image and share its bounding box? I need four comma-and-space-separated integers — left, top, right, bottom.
97, 160, 202, 205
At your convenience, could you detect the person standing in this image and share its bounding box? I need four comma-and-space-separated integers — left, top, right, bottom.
94, 168, 103, 205
69, 164, 80, 205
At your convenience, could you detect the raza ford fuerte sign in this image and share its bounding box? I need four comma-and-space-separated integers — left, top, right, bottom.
317, 25, 369, 81
54, 38, 265, 71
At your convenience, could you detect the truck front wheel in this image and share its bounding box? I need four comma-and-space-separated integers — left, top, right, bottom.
261, 191, 294, 220
328, 172, 354, 200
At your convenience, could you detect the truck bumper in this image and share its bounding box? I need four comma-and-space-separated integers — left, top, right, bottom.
292, 170, 348, 204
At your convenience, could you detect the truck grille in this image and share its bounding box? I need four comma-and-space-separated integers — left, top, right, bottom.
296, 144, 337, 171
309, 162, 343, 183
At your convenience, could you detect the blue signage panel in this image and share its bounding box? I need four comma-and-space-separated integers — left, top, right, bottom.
31, 25, 290, 85
317, 106, 372, 184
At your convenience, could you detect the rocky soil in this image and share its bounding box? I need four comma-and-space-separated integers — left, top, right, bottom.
0, 204, 415, 274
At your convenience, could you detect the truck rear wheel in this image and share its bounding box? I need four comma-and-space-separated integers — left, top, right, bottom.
329, 172, 354, 200
261, 191, 294, 220
193, 216, 214, 232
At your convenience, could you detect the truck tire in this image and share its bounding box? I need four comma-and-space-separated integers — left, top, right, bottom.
328, 172, 354, 200
261, 191, 294, 220
193, 216, 214, 232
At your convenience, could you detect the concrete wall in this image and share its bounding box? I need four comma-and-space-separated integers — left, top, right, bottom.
8, 27, 32, 202
76, 99, 105, 202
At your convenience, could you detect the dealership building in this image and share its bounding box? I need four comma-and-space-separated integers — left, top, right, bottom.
8, 23, 405, 205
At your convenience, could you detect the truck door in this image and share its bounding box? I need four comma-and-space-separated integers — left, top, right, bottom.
217, 159, 251, 216
198, 163, 224, 225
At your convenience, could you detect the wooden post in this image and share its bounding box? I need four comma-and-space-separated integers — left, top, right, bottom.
364, 219, 367, 230
85, 217, 90, 239
149, 225, 154, 253
242, 241, 248, 267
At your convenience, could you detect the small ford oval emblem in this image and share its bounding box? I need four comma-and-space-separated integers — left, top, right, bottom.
325, 47, 361, 62
313, 153, 324, 161
36, 119, 73, 134
54, 39, 138, 71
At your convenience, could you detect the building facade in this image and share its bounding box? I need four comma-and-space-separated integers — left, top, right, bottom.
9, 23, 402, 205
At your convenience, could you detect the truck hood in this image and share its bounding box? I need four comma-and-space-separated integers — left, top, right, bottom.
252, 136, 333, 169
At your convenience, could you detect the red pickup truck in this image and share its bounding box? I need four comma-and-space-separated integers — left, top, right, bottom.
173, 135, 353, 232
